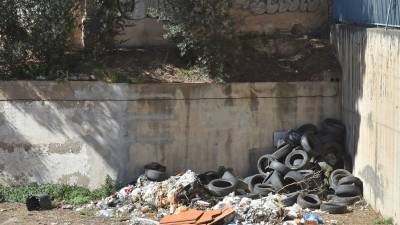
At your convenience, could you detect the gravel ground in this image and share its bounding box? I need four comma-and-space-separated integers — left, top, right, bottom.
0, 201, 381, 225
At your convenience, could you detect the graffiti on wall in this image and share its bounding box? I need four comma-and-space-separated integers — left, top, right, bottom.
236, 0, 322, 15
118, 0, 322, 20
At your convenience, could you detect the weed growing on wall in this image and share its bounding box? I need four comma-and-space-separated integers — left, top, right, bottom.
150, 0, 242, 80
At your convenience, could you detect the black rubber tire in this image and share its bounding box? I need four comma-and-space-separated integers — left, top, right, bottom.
285, 150, 310, 170
277, 139, 287, 149
257, 155, 276, 174
301, 133, 322, 156
297, 193, 321, 209
208, 179, 236, 197
283, 171, 304, 193
222, 171, 239, 186
263, 171, 284, 191
253, 183, 275, 195
329, 169, 352, 188
248, 174, 268, 192
144, 162, 166, 172
320, 202, 347, 214
26, 194, 52, 211
297, 124, 318, 135
334, 184, 362, 197
343, 153, 353, 172
243, 175, 254, 185
321, 118, 346, 136
286, 130, 302, 146
272, 144, 292, 160
145, 169, 166, 181
318, 132, 344, 144
330, 195, 362, 205
198, 171, 219, 185
322, 142, 343, 155
281, 191, 300, 207
284, 171, 304, 184
330, 173, 349, 189
325, 153, 339, 167
326, 194, 336, 201
293, 159, 304, 167
298, 170, 314, 178
269, 160, 290, 176
338, 175, 363, 191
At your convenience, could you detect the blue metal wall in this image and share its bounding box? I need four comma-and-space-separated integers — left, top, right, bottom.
334, 0, 400, 28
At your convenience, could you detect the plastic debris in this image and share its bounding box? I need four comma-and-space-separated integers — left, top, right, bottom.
304, 213, 324, 224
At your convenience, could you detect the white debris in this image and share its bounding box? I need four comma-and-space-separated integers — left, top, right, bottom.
129, 170, 197, 208
285, 204, 302, 219
96, 208, 114, 217
83, 170, 301, 225
85, 170, 198, 221
130, 217, 159, 225
213, 193, 286, 225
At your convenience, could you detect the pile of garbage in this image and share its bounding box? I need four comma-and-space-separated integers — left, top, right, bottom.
81, 118, 364, 225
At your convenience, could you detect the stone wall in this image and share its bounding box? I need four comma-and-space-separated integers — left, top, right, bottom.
0, 81, 340, 189
332, 24, 400, 224
116, 0, 330, 46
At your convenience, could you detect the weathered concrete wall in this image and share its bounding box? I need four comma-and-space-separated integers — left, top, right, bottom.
332, 24, 400, 224
116, 0, 329, 46
0, 81, 340, 189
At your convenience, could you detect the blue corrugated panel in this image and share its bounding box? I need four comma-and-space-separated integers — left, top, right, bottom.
334, 0, 400, 28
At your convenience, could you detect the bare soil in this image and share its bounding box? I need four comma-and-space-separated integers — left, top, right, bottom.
318, 201, 381, 225
0, 201, 381, 225
0, 203, 128, 225
71, 36, 341, 83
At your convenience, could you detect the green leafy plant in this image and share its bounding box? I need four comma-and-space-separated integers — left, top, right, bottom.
150, 0, 241, 80
374, 217, 394, 225
0, 0, 135, 79
84, 0, 134, 56
0, 176, 118, 205
0, 0, 78, 79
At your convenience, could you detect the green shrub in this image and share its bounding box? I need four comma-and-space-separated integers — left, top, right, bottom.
151, 0, 241, 80
0, 0, 131, 79
374, 217, 394, 225
0, 176, 118, 205
84, 0, 130, 56
0, 0, 78, 79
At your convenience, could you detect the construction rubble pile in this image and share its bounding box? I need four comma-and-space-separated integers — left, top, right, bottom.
80, 119, 364, 225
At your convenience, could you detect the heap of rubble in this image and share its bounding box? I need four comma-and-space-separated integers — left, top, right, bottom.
80, 118, 364, 225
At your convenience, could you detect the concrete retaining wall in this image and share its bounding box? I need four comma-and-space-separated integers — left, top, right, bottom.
0, 81, 340, 189
332, 24, 400, 223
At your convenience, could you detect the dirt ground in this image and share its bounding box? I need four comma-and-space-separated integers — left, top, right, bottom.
0, 203, 129, 225
0, 201, 381, 225
317, 201, 381, 225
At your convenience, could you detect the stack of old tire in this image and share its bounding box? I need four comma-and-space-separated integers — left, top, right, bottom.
204, 118, 363, 214
323, 169, 363, 213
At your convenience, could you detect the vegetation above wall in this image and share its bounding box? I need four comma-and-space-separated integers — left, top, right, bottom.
0, 0, 339, 82
149, 0, 241, 80
0, 0, 77, 79
0, 0, 131, 80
